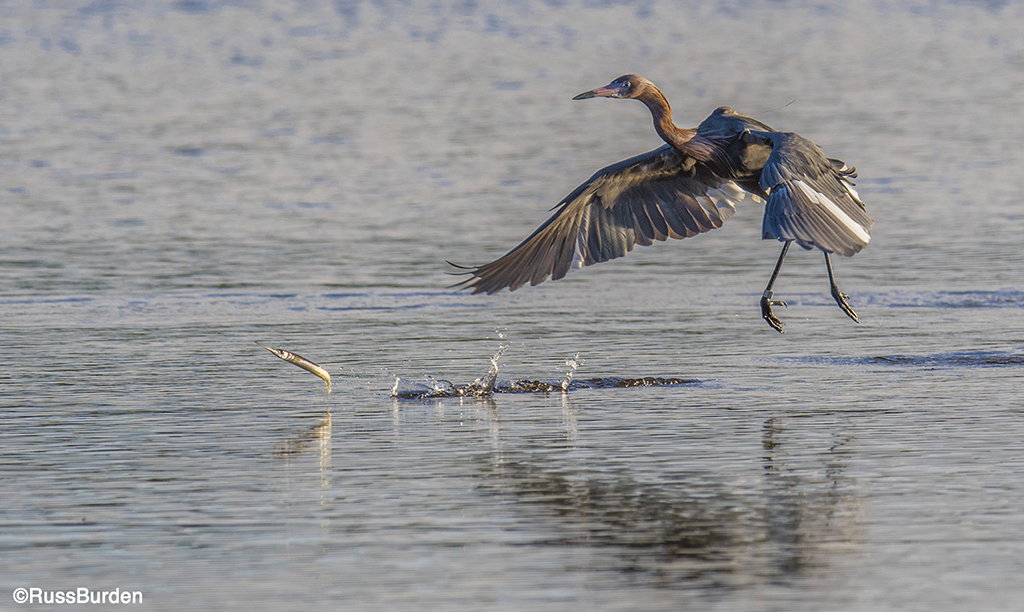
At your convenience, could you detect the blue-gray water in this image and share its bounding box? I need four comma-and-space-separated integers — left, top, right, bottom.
3, 1, 1024, 610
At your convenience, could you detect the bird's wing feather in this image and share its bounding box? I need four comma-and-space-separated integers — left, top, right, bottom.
453, 144, 748, 294
751, 131, 873, 257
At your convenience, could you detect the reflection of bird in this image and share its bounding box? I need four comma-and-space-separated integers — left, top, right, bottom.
452, 75, 872, 333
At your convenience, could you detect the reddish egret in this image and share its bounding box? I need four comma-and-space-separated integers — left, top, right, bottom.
452, 75, 872, 333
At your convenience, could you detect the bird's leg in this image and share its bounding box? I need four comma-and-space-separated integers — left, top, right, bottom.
825, 252, 859, 323
760, 241, 791, 334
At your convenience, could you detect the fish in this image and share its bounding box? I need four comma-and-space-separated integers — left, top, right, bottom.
256, 342, 332, 393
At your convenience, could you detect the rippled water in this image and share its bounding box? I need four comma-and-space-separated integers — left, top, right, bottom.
3, 1, 1024, 610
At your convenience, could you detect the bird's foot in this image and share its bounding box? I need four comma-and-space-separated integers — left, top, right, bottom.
760, 295, 787, 334
831, 286, 859, 323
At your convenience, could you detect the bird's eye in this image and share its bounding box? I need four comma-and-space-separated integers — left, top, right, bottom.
622, 81, 631, 88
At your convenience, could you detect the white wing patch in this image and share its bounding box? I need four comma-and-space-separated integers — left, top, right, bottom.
793, 180, 871, 244
704, 182, 747, 220
844, 182, 861, 203
571, 235, 585, 270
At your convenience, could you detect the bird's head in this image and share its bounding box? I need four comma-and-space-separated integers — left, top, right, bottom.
572, 74, 650, 100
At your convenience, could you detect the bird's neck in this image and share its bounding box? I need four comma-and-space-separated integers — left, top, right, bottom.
640, 88, 713, 161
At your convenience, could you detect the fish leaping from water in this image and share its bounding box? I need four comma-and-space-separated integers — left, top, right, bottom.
257, 342, 332, 393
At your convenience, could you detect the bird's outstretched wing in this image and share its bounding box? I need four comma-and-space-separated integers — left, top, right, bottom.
747, 130, 873, 257
452, 144, 749, 294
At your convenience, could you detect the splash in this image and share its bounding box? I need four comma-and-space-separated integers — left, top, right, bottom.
391, 338, 698, 400
392, 374, 699, 399
561, 352, 585, 392
473, 335, 510, 395
390, 333, 510, 399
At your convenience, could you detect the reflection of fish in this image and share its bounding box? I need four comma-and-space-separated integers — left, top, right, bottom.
256, 342, 332, 393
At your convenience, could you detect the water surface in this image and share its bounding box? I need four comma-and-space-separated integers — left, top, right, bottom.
2, 1, 1024, 610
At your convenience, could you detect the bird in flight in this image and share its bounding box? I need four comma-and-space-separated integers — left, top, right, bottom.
451, 74, 873, 333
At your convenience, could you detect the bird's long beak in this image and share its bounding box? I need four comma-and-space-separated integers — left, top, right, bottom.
573, 84, 618, 100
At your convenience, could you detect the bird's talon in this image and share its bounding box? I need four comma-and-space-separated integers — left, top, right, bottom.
764, 314, 785, 333
830, 289, 859, 323
760, 296, 786, 334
